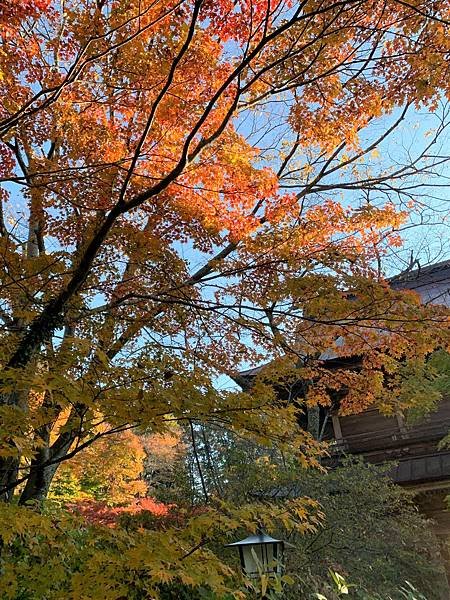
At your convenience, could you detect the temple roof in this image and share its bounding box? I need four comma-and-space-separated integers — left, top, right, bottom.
235, 259, 450, 385
390, 259, 450, 307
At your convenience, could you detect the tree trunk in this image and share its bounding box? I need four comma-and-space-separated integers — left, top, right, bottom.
0, 388, 31, 502
19, 447, 54, 505
19, 437, 73, 505
18, 392, 77, 505
307, 405, 320, 440
0, 456, 20, 502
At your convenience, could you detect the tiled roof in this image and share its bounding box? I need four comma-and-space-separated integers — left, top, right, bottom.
390, 259, 450, 307
235, 259, 450, 382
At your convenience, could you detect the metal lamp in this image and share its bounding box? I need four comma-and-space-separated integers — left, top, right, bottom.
226, 531, 293, 579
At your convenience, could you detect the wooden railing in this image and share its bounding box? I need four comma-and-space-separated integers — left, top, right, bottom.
327, 419, 450, 456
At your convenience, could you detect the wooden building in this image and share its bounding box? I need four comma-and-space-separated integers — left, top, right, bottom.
236, 259, 450, 583
324, 261, 450, 546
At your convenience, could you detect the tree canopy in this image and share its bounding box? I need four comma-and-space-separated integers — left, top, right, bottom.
0, 0, 450, 596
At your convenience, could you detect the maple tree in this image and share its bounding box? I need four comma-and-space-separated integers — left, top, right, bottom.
0, 495, 319, 599
0, 0, 50, 27
0, 0, 450, 595
49, 428, 147, 504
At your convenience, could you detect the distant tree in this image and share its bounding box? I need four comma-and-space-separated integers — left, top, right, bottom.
142, 429, 187, 497
49, 428, 147, 504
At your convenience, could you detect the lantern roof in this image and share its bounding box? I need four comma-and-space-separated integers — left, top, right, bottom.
225, 532, 294, 547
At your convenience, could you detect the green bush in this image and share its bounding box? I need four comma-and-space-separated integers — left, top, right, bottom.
282, 459, 447, 600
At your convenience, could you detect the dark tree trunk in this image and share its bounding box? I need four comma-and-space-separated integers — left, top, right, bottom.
0, 388, 30, 502
19, 448, 54, 505
18, 434, 74, 505
0, 456, 20, 502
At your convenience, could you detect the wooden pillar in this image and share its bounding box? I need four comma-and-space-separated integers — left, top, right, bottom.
395, 413, 409, 438
331, 414, 345, 449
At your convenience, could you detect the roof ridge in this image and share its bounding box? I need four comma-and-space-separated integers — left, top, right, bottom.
390, 258, 450, 284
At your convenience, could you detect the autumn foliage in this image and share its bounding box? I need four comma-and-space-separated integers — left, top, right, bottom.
68, 497, 170, 527
0, 0, 51, 25
0, 0, 449, 596
49, 428, 147, 503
